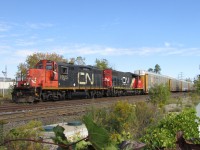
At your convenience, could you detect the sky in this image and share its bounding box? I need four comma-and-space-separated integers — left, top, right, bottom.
0, 0, 200, 80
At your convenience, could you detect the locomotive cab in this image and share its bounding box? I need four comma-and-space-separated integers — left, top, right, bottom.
17, 60, 58, 88
12, 60, 59, 103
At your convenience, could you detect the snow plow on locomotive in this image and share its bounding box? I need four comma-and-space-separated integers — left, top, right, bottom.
12, 60, 144, 103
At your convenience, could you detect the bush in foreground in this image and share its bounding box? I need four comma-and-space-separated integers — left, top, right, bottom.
140, 108, 200, 149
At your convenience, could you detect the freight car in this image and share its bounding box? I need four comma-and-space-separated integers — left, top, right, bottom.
12, 60, 143, 103
134, 70, 194, 93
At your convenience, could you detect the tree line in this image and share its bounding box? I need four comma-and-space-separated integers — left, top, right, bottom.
17, 52, 163, 76
17, 52, 111, 77
17, 52, 199, 84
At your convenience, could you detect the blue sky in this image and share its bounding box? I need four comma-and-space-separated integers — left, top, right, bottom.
0, 0, 200, 80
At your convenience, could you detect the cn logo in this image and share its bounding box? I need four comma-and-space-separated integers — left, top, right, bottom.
78, 72, 94, 85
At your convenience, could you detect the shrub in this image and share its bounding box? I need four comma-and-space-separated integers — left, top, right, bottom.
134, 101, 163, 139
148, 83, 171, 107
84, 101, 137, 145
5, 120, 47, 150
140, 108, 200, 149
106, 101, 136, 133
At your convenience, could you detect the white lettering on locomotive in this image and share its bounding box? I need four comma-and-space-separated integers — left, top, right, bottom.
78, 72, 94, 85
122, 77, 130, 85
60, 75, 68, 81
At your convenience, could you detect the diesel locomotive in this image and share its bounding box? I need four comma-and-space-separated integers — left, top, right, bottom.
12, 60, 143, 103
12, 60, 193, 103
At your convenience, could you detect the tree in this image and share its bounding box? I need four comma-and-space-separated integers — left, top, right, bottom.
154, 64, 161, 74
148, 68, 154, 72
194, 76, 200, 94
75, 56, 86, 65
68, 58, 75, 64
16, 52, 67, 77
95, 59, 110, 70
185, 78, 192, 82
148, 64, 161, 74
69, 56, 86, 65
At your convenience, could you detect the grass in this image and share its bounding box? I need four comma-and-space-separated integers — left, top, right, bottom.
164, 92, 200, 113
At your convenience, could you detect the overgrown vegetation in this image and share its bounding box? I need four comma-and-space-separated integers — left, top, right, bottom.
141, 108, 200, 149
4, 120, 47, 150
0, 85, 14, 105
148, 83, 171, 107
81, 101, 164, 149
1, 82, 200, 149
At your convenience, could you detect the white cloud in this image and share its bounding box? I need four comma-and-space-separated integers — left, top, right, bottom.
26, 23, 54, 29
0, 22, 11, 32
15, 39, 36, 46
164, 42, 171, 47
51, 44, 200, 57
14, 49, 36, 57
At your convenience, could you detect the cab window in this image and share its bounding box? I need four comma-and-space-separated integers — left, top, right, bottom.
46, 65, 52, 70
61, 66, 68, 74
37, 64, 43, 69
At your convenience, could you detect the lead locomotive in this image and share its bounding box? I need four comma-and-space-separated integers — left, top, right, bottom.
12, 60, 143, 102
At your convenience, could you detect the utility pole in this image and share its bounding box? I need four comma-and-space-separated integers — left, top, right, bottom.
178, 72, 184, 80
2, 66, 7, 97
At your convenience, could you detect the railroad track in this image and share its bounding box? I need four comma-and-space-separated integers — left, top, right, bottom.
0, 93, 185, 124
0, 95, 148, 123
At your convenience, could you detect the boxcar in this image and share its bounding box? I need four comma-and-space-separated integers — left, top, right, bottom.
134, 70, 193, 93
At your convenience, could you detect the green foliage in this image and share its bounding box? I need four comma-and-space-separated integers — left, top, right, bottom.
148, 68, 154, 72
85, 101, 140, 145
148, 64, 161, 74
95, 58, 110, 70
82, 114, 116, 150
190, 92, 200, 105
0, 85, 14, 102
17, 52, 67, 77
149, 83, 171, 106
5, 120, 46, 150
140, 108, 200, 149
69, 56, 86, 65
52, 125, 69, 149
74, 56, 86, 65
194, 76, 200, 94
0, 122, 4, 145
154, 64, 161, 74
84, 106, 109, 128
73, 137, 91, 150
107, 101, 136, 134
134, 101, 163, 139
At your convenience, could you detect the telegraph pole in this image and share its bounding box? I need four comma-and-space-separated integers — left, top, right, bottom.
2, 66, 7, 97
